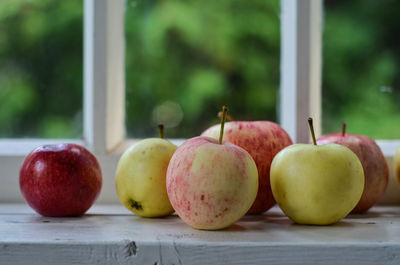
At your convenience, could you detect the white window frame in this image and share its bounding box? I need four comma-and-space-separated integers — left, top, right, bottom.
0, 0, 398, 203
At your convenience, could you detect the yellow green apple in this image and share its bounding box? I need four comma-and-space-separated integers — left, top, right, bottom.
115, 125, 177, 217
317, 122, 389, 213
270, 118, 365, 225
166, 107, 259, 230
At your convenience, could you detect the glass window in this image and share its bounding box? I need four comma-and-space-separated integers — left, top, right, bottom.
125, 0, 280, 138
0, 1, 83, 138
323, 0, 400, 139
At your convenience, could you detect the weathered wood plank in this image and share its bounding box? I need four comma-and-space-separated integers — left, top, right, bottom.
1, 204, 400, 265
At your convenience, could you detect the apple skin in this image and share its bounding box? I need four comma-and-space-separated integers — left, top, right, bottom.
317, 133, 389, 213
395, 147, 400, 187
166, 136, 258, 230
115, 138, 177, 217
19, 144, 102, 217
270, 144, 365, 225
201, 121, 292, 214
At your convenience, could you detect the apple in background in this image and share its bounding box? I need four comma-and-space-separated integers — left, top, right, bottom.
115, 125, 177, 217
201, 120, 292, 214
317, 122, 389, 213
270, 118, 364, 225
19, 143, 102, 217
395, 147, 400, 187
167, 107, 258, 230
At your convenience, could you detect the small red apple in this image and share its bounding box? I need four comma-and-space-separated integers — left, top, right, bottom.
202, 120, 292, 214
317, 123, 389, 213
19, 143, 102, 217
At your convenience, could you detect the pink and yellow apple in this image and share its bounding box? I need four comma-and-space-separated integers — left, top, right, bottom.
166, 136, 258, 230
201, 121, 292, 213
166, 107, 258, 230
317, 124, 389, 213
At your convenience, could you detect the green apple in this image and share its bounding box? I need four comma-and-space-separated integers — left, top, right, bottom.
115, 125, 177, 217
317, 122, 388, 213
270, 118, 365, 225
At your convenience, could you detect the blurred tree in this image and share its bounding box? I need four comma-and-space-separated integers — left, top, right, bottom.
323, 0, 400, 139
1, 0, 399, 140
0, 0, 82, 138
125, 0, 280, 138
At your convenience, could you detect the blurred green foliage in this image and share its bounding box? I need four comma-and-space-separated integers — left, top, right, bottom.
323, 0, 400, 138
0, 0, 399, 139
0, 0, 82, 138
125, 0, 280, 138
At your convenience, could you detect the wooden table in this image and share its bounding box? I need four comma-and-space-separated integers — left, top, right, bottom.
1, 204, 400, 265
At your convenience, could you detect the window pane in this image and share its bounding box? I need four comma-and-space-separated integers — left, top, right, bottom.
323, 0, 400, 139
0, 1, 83, 138
125, 0, 280, 138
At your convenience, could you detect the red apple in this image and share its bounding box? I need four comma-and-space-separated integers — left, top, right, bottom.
317, 123, 389, 213
202, 121, 292, 214
19, 143, 102, 217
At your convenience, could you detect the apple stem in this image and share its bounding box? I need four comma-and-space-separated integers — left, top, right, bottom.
158, 124, 164, 139
342, 121, 346, 137
308, 117, 317, 145
218, 111, 235, 121
219, 106, 228, 144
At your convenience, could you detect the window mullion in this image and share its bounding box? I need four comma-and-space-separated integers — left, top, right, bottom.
84, 0, 125, 155
280, 0, 322, 143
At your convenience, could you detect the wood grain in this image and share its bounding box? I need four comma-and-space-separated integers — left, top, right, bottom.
1, 204, 400, 265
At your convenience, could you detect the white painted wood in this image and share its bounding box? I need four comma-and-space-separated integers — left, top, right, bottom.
105, 0, 126, 153
280, 0, 322, 143
84, 0, 125, 155
377, 140, 400, 157
1, 204, 400, 265
308, 0, 322, 140
114, 138, 187, 154
0, 139, 85, 156
379, 156, 400, 205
